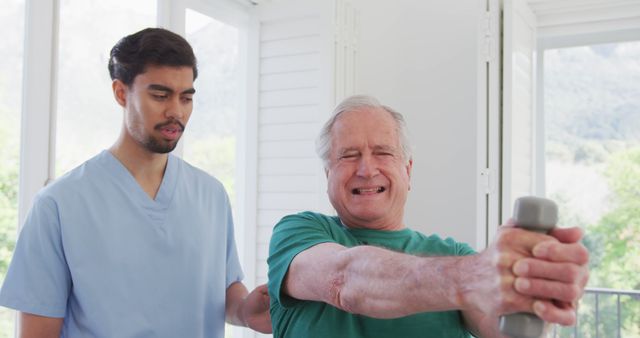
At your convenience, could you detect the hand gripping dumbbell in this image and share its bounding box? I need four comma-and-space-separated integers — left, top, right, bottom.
499, 196, 558, 338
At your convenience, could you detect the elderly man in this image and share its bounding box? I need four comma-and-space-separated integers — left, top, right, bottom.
267, 95, 589, 337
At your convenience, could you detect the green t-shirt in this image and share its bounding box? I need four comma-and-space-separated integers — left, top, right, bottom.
267, 211, 477, 338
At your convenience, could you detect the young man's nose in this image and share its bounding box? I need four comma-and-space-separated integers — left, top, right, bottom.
165, 98, 186, 120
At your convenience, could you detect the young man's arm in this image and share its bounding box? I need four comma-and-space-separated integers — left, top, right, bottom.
283, 226, 588, 333
18, 312, 63, 338
225, 282, 272, 334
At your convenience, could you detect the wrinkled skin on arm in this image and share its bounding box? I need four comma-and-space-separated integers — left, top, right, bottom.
282, 224, 589, 337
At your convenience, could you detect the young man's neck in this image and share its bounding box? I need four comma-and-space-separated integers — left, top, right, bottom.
109, 136, 169, 200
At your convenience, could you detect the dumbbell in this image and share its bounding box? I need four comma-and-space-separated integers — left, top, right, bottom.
499, 196, 558, 338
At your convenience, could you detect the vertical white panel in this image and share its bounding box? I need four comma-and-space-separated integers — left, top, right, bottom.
353, 0, 483, 248
502, 0, 537, 221
246, 0, 349, 336
19, 0, 58, 227
476, 0, 502, 249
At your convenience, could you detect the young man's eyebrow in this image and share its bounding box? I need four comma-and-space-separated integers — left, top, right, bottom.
148, 84, 173, 92
147, 84, 195, 95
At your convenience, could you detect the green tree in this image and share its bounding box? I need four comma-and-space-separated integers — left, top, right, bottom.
0, 107, 19, 338
583, 146, 640, 337
0, 105, 19, 279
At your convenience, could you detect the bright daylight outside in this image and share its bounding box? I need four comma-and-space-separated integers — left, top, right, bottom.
0, 2, 239, 337
0, 0, 24, 336
545, 40, 640, 337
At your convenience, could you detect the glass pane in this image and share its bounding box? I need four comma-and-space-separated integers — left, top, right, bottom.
55, 0, 156, 176
183, 9, 240, 206
184, 12, 243, 338
544, 41, 640, 336
0, 0, 25, 336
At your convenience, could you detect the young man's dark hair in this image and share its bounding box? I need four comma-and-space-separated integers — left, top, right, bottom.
108, 27, 198, 85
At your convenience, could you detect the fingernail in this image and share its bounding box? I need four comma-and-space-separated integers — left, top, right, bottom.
515, 278, 530, 291
533, 244, 548, 258
534, 301, 545, 314
513, 261, 528, 275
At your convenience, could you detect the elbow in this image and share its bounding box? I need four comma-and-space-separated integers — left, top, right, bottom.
326, 266, 352, 312
326, 251, 361, 314
329, 277, 361, 314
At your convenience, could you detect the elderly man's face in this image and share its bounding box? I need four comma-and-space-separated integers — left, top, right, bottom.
326, 107, 412, 231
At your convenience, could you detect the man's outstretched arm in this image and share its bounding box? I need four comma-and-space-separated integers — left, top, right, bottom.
283, 226, 588, 336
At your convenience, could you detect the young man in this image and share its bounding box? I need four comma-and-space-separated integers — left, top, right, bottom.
0, 28, 270, 338
268, 95, 589, 337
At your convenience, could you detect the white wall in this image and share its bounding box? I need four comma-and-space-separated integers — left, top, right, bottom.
353, 0, 482, 246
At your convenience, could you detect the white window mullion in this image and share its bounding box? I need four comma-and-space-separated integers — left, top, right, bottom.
477, 0, 501, 249
18, 0, 58, 227
501, 0, 538, 222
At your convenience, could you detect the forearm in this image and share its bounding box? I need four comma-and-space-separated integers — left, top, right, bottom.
225, 282, 249, 327
18, 312, 63, 338
337, 246, 467, 317
286, 243, 469, 318
225, 282, 271, 333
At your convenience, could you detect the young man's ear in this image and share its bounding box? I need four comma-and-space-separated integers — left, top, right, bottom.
112, 80, 128, 107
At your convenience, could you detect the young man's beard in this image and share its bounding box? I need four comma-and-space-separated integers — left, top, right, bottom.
144, 120, 186, 153
144, 136, 180, 154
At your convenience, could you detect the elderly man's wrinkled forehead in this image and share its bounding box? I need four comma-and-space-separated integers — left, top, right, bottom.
331, 106, 399, 135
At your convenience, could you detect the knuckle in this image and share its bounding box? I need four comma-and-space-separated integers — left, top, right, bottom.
495, 252, 513, 269
566, 285, 581, 301
565, 264, 580, 281
578, 246, 590, 264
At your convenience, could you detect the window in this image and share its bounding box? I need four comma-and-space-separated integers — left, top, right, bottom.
183, 8, 241, 206
55, 0, 156, 176
0, 0, 25, 336
2, 1, 253, 337
182, 9, 246, 337
544, 40, 640, 336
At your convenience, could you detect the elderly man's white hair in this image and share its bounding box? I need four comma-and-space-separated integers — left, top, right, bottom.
315, 94, 413, 168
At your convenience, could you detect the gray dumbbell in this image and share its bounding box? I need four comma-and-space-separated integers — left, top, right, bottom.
499, 196, 558, 338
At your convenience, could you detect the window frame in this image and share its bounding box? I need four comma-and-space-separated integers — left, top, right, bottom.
18, 3, 257, 337
532, 1, 640, 195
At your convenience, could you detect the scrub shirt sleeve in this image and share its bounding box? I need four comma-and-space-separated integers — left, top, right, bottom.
0, 194, 71, 318
267, 212, 336, 308
223, 194, 244, 288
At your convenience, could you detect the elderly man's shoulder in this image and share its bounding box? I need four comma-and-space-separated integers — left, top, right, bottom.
275, 211, 340, 229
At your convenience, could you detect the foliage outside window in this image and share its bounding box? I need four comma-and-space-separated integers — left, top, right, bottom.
545, 41, 640, 337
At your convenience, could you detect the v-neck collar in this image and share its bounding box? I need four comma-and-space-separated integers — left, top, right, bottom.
97, 150, 179, 225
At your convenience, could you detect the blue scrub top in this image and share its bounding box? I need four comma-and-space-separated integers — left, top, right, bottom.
0, 150, 243, 338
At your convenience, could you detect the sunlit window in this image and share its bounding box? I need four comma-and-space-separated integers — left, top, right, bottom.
0, 0, 25, 335
183, 9, 241, 206
55, 0, 156, 176
545, 40, 640, 336
183, 9, 244, 338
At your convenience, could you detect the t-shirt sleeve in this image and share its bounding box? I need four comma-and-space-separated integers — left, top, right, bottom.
456, 241, 477, 256
267, 212, 336, 308
0, 194, 71, 317
223, 193, 244, 288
